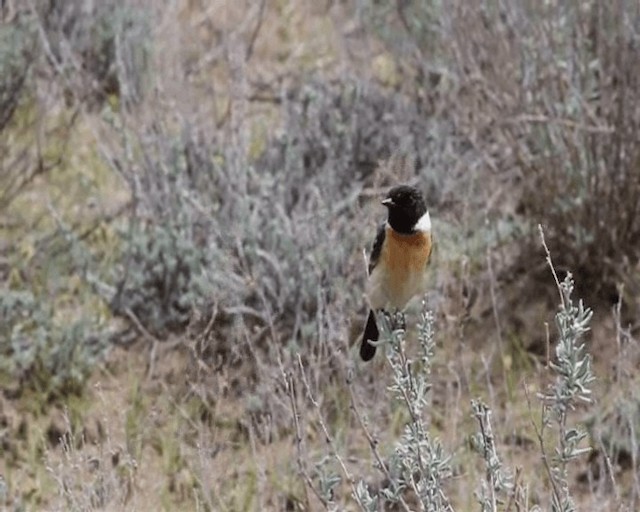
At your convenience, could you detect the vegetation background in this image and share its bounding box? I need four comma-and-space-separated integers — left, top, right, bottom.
1, 0, 639, 510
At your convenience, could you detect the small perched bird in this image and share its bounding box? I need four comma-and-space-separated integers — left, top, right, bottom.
360, 185, 433, 361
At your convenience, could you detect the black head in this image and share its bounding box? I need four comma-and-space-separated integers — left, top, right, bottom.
382, 185, 427, 234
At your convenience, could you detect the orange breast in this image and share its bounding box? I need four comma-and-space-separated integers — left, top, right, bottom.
381, 228, 432, 274
373, 227, 432, 308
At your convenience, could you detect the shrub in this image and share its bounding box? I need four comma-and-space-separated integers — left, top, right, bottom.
35, 0, 150, 106
294, 260, 596, 510
359, 0, 640, 306
0, 289, 108, 398
514, 3, 640, 303
106, 77, 457, 352
0, 14, 35, 133
0, 13, 39, 211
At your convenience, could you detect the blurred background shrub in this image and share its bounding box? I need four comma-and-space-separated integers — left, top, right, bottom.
2, 0, 639, 395
36, 0, 149, 106
0, 289, 106, 398
0, 0, 639, 508
0, 0, 149, 397
360, 0, 640, 310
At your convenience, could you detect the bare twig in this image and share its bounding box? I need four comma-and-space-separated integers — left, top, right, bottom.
539, 224, 565, 308
284, 369, 327, 510
346, 376, 413, 512
544, 321, 551, 369
504, 467, 522, 512
245, 0, 266, 61
503, 114, 614, 134
297, 354, 365, 509
486, 247, 508, 386
523, 380, 563, 505
596, 434, 621, 506
122, 307, 161, 379
473, 402, 498, 512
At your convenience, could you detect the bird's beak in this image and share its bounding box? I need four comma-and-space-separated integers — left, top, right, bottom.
381, 198, 394, 207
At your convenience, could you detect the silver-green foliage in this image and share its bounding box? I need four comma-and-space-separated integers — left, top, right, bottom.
355, 306, 453, 511
0, 15, 34, 131
542, 273, 595, 512
471, 399, 513, 512
0, 290, 107, 395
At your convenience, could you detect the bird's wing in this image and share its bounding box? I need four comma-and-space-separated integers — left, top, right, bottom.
368, 223, 386, 275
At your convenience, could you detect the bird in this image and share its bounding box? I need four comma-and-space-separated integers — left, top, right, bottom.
360, 185, 433, 361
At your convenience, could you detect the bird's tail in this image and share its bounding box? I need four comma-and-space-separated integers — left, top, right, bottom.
360, 310, 379, 361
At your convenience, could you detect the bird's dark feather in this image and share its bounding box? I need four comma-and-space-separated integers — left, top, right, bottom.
361, 225, 385, 361
360, 309, 378, 361
368, 223, 386, 275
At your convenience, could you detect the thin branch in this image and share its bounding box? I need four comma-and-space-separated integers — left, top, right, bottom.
502, 114, 614, 134
122, 307, 161, 379
473, 403, 498, 512
487, 247, 508, 385
284, 370, 326, 510
504, 467, 522, 512
346, 376, 413, 512
523, 380, 563, 505
245, 0, 267, 62
538, 224, 565, 308
297, 354, 365, 510
596, 434, 621, 506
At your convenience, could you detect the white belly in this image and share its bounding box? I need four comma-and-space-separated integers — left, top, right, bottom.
367, 265, 427, 310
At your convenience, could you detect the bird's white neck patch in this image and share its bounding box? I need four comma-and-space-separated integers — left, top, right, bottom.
414, 211, 431, 232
